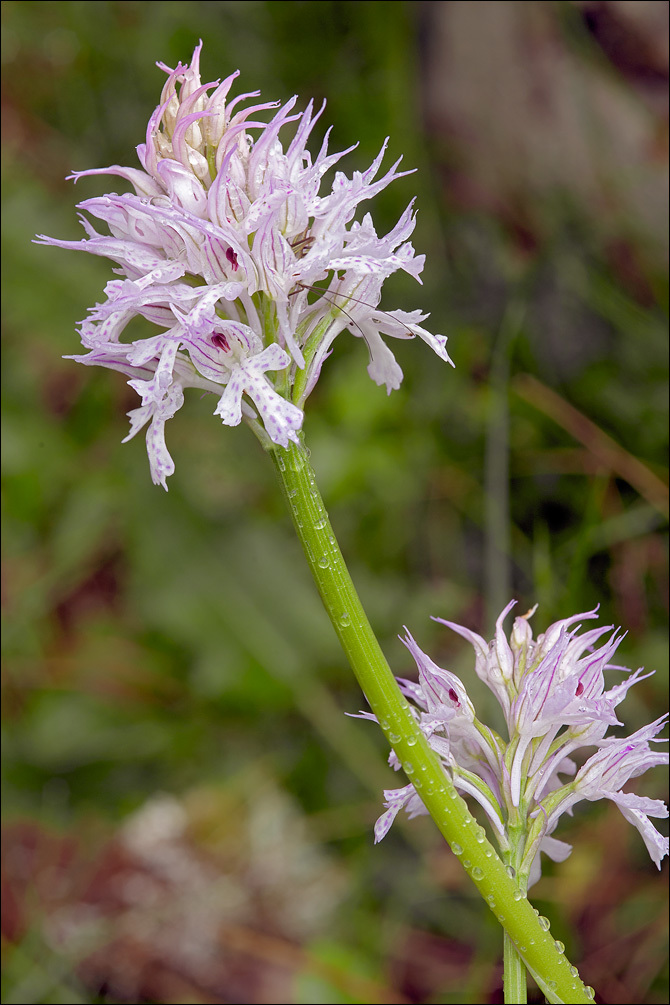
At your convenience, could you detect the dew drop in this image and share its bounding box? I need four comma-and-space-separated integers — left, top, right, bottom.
463, 859, 472, 868
463, 814, 474, 825
287, 488, 297, 498
484, 848, 492, 858
388, 732, 401, 744
379, 719, 389, 731
449, 789, 459, 799
538, 916, 550, 931
528, 940, 535, 946
314, 518, 328, 531
475, 826, 486, 843
569, 966, 579, 978
505, 865, 516, 879
547, 981, 557, 991
404, 762, 415, 775
486, 895, 495, 905
452, 843, 463, 855
555, 940, 565, 954
339, 612, 351, 627
407, 735, 417, 746
276, 455, 286, 471
472, 866, 483, 880
497, 915, 505, 922
585, 987, 595, 1000
520, 946, 526, 952
317, 555, 330, 568
513, 890, 524, 901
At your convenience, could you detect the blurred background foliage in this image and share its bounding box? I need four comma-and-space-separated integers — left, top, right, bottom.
1, 2, 668, 1003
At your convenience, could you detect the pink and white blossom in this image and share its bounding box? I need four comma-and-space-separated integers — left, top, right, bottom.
365, 604, 668, 884
37, 42, 452, 487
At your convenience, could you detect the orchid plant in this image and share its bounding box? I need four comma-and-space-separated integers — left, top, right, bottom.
39, 43, 667, 1004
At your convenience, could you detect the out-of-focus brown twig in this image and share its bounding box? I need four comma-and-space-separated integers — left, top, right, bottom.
512, 373, 669, 519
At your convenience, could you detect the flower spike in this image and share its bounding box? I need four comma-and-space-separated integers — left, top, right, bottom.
367, 604, 668, 885
37, 43, 451, 487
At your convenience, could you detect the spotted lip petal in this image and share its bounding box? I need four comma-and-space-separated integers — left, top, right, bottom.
38, 42, 452, 486
370, 604, 668, 882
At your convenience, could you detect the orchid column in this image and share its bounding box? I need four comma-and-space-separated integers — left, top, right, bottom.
39, 43, 667, 1005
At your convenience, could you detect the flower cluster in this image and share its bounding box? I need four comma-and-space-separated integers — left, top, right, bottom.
369, 602, 668, 886
37, 42, 452, 488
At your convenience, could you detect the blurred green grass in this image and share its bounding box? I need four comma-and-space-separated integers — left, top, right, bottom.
2, 2, 668, 1003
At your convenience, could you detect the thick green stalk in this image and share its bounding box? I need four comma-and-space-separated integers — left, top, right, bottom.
271, 437, 593, 1005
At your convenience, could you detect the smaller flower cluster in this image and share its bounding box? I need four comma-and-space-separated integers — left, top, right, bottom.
366, 602, 668, 886
37, 42, 452, 488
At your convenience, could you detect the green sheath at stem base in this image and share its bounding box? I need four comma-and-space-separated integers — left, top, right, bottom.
270, 437, 593, 1005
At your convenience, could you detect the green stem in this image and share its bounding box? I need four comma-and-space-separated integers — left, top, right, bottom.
485, 299, 524, 627
503, 830, 528, 1003
504, 933, 528, 1004
270, 437, 593, 1005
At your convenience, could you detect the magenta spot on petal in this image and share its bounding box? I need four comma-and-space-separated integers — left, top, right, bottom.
211, 333, 230, 351
225, 246, 239, 271
448, 688, 460, 706
575, 681, 584, 697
